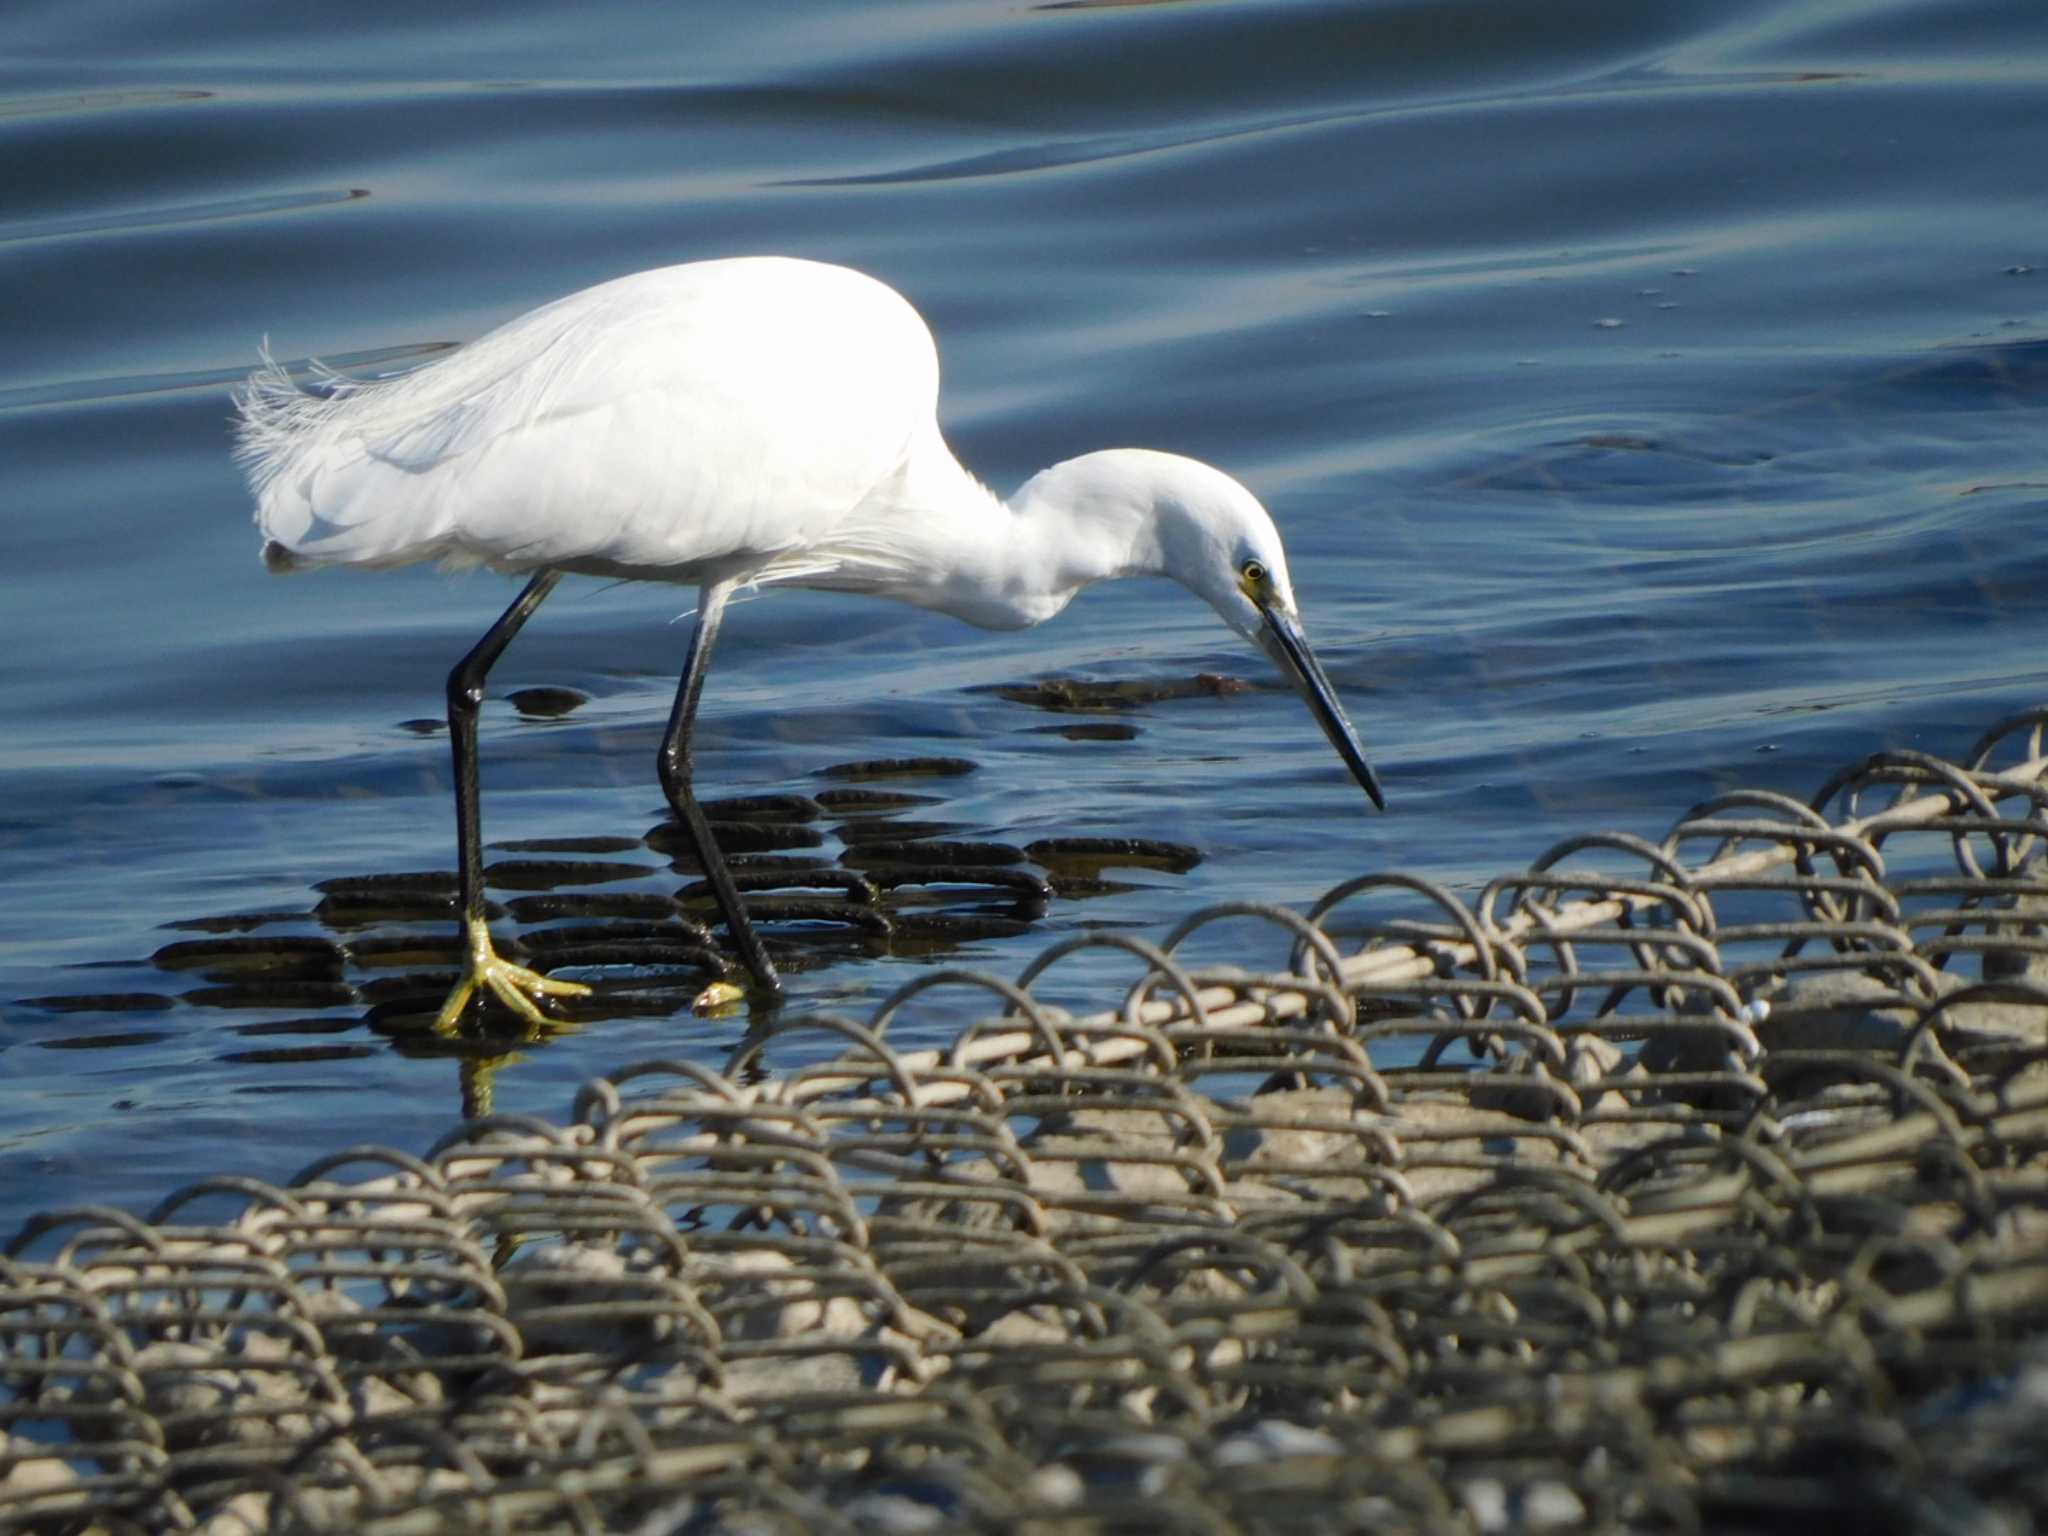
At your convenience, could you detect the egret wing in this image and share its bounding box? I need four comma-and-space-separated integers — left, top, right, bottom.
239, 258, 940, 578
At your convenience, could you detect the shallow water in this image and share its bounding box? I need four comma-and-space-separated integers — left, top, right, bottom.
3, 0, 2046, 1238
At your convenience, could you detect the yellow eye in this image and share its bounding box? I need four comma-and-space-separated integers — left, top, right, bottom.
1241, 559, 1268, 585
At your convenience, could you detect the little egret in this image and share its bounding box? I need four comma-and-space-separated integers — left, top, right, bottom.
235, 256, 1384, 1026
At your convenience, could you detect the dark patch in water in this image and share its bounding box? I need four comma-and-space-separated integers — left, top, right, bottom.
219, 1044, 379, 1067
161, 913, 305, 937
505, 892, 681, 922
699, 794, 822, 822
316, 872, 458, 897
230, 1017, 361, 1037
1044, 875, 1146, 899
38, 1031, 176, 1051
816, 787, 944, 813
725, 852, 845, 877
316, 891, 502, 928
506, 686, 589, 718
522, 938, 728, 973
1035, 722, 1141, 741
160, 911, 307, 934
841, 840, 1025, 869
989, 674, 1250, 713
520, 919, 714, 950
483, 858, 652, 891
344, 935, 463, 969
20, 734, 1201, 1095
152, 936, 346, 979
817, 757, 977, 780
18, 992, 176, 1013
834, 819, 975, 846
183, 981, 359, 1011
1026, 837, 1203, 874
359, 977, 460, 1015
491, 835, 645, 854
646, 820, 826, 859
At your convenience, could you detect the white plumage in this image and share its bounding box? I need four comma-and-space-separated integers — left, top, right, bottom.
234, 255, 1383, 1023
238, 257, 967, 590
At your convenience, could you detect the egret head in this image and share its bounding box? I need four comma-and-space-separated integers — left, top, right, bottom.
1109, 450, 1388, 811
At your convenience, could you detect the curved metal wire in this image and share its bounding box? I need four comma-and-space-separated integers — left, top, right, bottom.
7, 711, 2048, 1535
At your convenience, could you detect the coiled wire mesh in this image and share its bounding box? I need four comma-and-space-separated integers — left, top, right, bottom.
9, 708, 2048, 1533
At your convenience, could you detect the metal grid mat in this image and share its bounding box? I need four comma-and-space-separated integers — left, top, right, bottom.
10, 707, 2048, 1534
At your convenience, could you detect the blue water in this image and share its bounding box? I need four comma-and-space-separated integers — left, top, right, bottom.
3, 0, 2046, 1238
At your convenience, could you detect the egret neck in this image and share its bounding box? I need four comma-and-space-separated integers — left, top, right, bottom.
855, 442, 1193, 632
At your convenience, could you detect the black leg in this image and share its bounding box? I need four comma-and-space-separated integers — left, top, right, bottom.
658, 581, 782, 997
448, 569, 562, 926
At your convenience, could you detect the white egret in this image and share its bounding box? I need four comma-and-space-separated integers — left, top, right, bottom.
235, 256, 1384, 1027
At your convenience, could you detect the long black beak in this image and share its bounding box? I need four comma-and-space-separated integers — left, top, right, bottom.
1256, 600, 1386, 811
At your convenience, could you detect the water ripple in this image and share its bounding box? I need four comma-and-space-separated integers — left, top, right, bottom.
0, 187, 368, 248
0, 342, 452, 414
0, 86, 210, 121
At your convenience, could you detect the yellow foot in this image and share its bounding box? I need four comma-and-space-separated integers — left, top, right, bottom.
690, 979, 748, 1013
435, 916, 591, 1034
